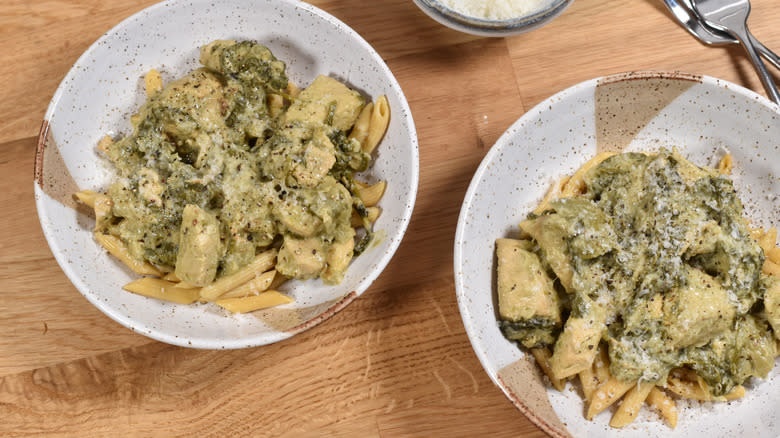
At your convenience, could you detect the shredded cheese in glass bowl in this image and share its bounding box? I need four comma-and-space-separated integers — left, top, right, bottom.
413, 0, 572, 37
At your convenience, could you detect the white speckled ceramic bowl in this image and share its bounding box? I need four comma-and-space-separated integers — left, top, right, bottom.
35, 0, 418, 349
412, 0, 572, 37
454, 71, 779, 437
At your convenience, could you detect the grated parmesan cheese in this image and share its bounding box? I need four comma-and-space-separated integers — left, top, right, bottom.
437, 0, 553, 20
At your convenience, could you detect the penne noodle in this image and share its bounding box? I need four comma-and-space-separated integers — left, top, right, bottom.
609, 382, 653, 428
646, 387, 677, 428
579, 366, 597, 401
75, 190, 112, 230
534, 176, 570, 215
722, 385, 746, 400
579, 345, 610, 402
93, 194, 113, 231
586, 377, 635, 420
144, 69, 163, 96
561, 152, 615, 197
199, 249, 277, 301
173, 280, 200, 290
96, 135, 114, 154
768, 247, 780, 264
351, 206, 381, 228
268, 273, 289, 291
718, 153, 733, 175
219, 270, 276, 299
668, 379, 745, 402
124, 277, 200, 304
763, 259, 780, 276
74, 190, 99, 209
94, 233, 161, 276
355, 180, 386, 208
531, 347, 566, 391
268, 93, 285, 118
348, 102, 373, 147
592, 347, 611, 386
285, 81, 300, 97
758, 227, 778, 253
215, 290, 293, 313
363, 95, 389, 154
163, 271, 181, 282
665, 375, 709, 401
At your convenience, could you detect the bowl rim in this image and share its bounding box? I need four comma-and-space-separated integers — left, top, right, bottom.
453, 70, 779, 435
34, 0, 419, 349
413, 0, 572, 36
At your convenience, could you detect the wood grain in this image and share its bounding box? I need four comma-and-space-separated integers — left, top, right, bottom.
2, 0, 779, 436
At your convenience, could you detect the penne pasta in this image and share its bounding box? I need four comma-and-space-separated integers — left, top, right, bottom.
758, 227, 778, 253
351, 206, 381, 228
199, 249, 277, 301
363, 95, 389, 154
219, 270, 276, 299
586, 377, 635, 420
163, 271, 181, 282
348, 101, 373, 147
592, 347, 611, 386
124, 277, 200, 304
173, 280, 200, 290
718, 153, 733, 175
268, 272, 289, 291
579, 345, 610, 402
355, 180, 386, 207
665, 373, 709, 401
144, 69, 163, 96
609, 382, 653, 428
722, 385, 746, 401
646, 387, 677, 428
285, 81, 300, 98
215, 290, 293, 313
763, 259, 780, 276
94, 233, 161, 276
268, 93, 285, 118
74, 190, 99, 209
768, 247, 780, 264
534, 176, 570, 215
93, 194, 113, 231
96, 135, 114, 154
531, 347, 566, 391
560, 152, 615, 197
579, 366, 597, 401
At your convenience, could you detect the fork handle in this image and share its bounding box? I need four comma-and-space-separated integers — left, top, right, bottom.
732, 24, 780, 103
743, 32, 780, 103
752, 36, 780, 72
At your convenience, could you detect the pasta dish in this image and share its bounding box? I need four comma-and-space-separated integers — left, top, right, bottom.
75, 40, 390, 313
496, 149, 780, 428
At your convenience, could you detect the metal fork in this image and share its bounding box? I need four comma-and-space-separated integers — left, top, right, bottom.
662, 0, 780, 70
691, 0, 780, 103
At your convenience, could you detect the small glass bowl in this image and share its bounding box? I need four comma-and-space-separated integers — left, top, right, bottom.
413, 0, 573, 37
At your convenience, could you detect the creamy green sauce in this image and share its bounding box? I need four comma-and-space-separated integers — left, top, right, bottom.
99, 40, 372, 286
500, 149, 776, 396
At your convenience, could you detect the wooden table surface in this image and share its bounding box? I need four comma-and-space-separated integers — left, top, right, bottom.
2, 0, 779, 436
